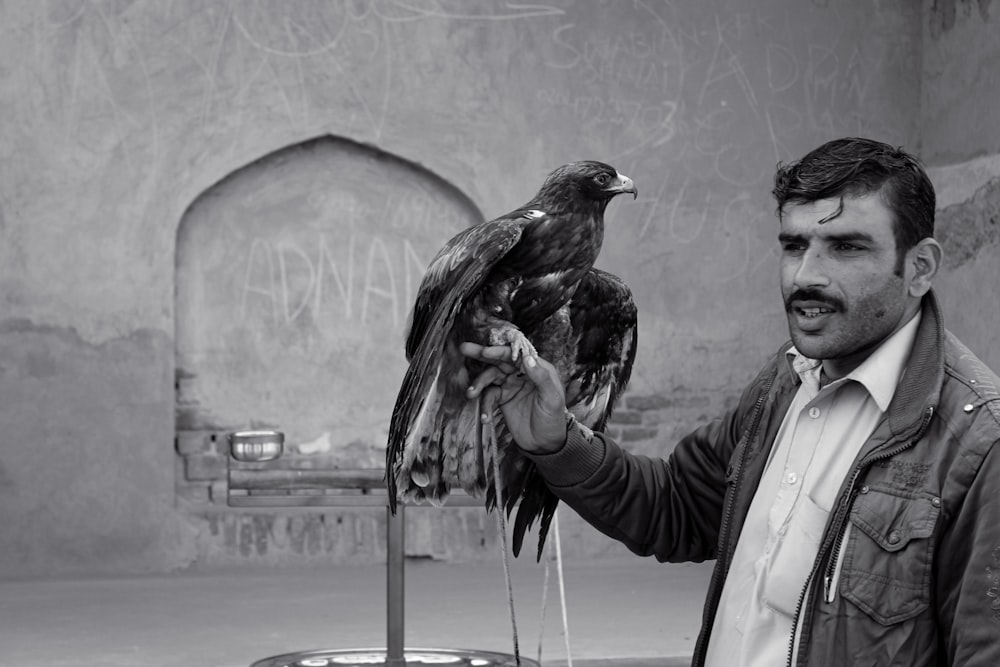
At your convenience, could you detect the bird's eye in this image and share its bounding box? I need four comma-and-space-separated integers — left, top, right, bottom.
594, 173, 611, 186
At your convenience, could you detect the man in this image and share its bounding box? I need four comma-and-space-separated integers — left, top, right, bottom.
462, 137, 1000, 665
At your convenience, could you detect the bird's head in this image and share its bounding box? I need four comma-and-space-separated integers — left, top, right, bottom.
536, 161, 637, 206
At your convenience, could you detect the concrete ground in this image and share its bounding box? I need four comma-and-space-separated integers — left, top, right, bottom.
0, 556, 712, 667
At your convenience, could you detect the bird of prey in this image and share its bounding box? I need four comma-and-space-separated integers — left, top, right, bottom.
386, 160, 638, 560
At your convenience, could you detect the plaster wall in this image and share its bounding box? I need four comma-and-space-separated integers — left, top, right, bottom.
921, 0, 1000, 376
0, 0, 933, 576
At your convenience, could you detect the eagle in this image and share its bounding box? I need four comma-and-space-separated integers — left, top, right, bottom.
386, 161, 638, 560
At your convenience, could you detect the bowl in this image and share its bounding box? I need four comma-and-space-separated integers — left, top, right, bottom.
229, 430, 284, 462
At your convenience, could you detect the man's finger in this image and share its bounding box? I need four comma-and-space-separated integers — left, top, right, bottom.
481, 345, 513, 362
459, 342, 485, 359
466, 366, 509, 398
460, 342, 515, 367
460, 342, 517, 374
521, 354, 565, 412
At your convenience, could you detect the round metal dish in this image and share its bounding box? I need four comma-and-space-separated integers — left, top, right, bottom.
229, 430, 284, 462
249, 648, 538, 667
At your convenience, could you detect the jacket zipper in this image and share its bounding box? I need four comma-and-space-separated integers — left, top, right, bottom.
693, 367, 777, 666
783, 405, 935, 667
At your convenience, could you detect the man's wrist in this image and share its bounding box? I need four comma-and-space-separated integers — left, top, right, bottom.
564, 411, 594, 445
530, 412, 569, 454
527, 412, 605, 487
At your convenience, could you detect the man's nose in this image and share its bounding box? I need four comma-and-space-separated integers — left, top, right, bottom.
793, 250, 831, 288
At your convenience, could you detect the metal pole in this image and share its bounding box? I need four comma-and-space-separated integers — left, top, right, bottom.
387, 504, 405, 666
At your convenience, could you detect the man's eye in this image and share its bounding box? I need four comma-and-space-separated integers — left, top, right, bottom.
782, 243, 805, 254
835, 243, 863, 252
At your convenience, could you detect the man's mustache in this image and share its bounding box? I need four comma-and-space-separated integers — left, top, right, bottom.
785, 288, 845, 312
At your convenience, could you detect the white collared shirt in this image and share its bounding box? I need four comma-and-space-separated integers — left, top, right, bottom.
704, 312, 921, 667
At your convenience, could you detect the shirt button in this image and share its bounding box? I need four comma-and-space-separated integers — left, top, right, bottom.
859, 485, 870, 494
808, 407, 821, 419
887, 530, 902, 545
931, 497, 941, 507
786, 472, 799, 485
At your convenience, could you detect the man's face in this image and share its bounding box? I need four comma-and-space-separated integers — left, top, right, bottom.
779, 193, 915, 377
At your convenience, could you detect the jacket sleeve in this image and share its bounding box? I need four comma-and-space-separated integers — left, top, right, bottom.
936, 434, 1000, 665
526, 389, 757, 563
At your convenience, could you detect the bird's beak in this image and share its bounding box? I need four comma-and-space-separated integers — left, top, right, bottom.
614, 173, 638, 199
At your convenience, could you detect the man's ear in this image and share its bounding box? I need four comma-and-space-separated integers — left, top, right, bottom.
906, 238, 943, 298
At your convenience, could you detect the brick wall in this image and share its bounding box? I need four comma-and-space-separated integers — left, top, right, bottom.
175, 373, 739, 566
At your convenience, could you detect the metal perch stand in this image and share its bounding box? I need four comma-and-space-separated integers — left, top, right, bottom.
228, 430, 538, 667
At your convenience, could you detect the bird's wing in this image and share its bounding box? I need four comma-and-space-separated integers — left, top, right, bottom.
404, 209, 541, 360
509, 268, 638, 559
387, 210, 536, 512
564, 268, 638, 430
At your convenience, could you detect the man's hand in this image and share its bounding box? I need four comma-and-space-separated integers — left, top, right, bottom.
460, 343, 568, 454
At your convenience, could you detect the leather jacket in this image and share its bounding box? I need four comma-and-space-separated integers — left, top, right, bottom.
530, 291, 1000, 665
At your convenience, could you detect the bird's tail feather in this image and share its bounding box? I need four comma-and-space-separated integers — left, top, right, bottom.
444, 398, 488, 496
532, 494, 561, 562
387, 356, 441, 511
483, 397, 512, 513
392, 362, 456, 507
510, 469, 560, 560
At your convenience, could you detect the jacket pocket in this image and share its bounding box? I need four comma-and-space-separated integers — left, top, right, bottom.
840, 486, 940, 625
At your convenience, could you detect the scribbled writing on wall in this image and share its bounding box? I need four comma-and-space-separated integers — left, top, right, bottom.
538, 19, 684, 161
220, 183, 473, 353
238, 233, 429, 330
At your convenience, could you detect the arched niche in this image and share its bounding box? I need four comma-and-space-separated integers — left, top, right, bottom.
175, 136, 483, 478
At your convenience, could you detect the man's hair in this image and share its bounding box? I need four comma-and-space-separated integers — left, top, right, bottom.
772, 137, 936, 269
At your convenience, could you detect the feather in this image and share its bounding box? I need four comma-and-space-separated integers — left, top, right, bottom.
509, 268, 638, 560
385, 161, 638, 558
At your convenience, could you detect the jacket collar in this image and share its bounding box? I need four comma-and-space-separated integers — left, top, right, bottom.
774, 290, 944, 439
783, 313, 921, 412
886, 290, 944, 437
